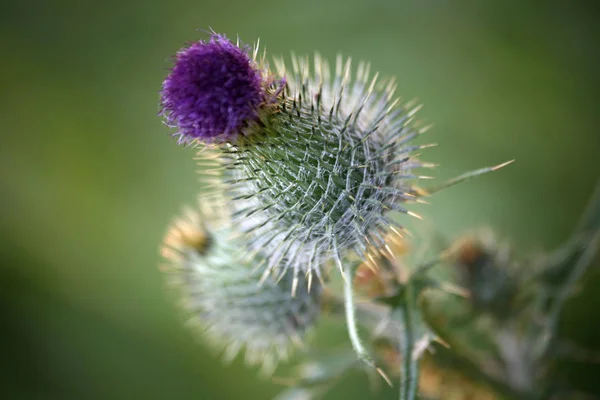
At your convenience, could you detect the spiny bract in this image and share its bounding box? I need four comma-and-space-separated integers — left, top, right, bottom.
222, 53, 432, 283
161, 201, 321, 375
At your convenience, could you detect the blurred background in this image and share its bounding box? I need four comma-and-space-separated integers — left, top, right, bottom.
1, 0, 599, 398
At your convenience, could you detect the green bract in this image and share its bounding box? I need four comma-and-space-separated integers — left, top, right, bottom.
219, 54, 432, 282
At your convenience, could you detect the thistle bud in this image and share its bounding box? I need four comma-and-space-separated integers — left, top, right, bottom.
161, 201, 321, 375
160, 33, 432, 279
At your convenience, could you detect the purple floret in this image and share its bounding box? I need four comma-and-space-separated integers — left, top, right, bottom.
161, 34, 264, 143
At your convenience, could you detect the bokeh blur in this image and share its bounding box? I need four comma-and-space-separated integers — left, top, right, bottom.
2, 1, 599, 398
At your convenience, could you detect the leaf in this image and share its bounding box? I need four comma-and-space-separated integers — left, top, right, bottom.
422, 160, 514, 195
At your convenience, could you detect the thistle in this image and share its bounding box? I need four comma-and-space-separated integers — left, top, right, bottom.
161, 200, 321, 375
160, 33, 431, 284
157, 32, 523, 398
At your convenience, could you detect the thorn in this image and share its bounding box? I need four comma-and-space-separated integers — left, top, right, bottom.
376, 367, 393, 387
275, 268, 288, 284
389, 225, 404, 238
291, 273, 298, 297
363, 258, 379, 273
259, 265, 273, 285
384, 244, 396, 259
407, 211, 423, 220
367, 253, 380, 269
363, 233, 372, 245
250, 254, 266, 274
307, 270, 313, 293
491, 159, 515, 170
418, 124, 434, 134
433, 336, 451, 349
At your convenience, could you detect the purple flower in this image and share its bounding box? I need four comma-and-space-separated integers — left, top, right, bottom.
161, 34, 265, 143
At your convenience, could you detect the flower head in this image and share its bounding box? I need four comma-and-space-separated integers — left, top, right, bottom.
160, 33, 432, 283
161, 34, 266, 143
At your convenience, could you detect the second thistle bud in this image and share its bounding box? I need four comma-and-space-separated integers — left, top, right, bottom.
161, 201, 321, 375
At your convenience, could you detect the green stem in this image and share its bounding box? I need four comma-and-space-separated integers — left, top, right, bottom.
325, 289, 525, 398
396, 284, 419, 400
343, 262, 375, 368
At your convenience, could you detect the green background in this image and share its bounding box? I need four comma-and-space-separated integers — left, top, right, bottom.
1, 1, 599, 398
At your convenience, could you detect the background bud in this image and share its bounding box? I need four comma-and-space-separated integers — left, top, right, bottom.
450, 230, 517, 318
161, 201, 322, 375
